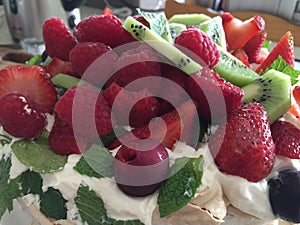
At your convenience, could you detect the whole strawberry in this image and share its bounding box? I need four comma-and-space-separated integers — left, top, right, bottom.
43, 17, 76, 61
271, 120, 300, 159
174, 27, 220, 68
209, 102, 275, 182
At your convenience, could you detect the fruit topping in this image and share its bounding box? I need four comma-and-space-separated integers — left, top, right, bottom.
0, 65, 57, 113
0, 93, 47, 139
231, 48, 250, 67
270, 120, 300, 159
268, 169, 300, 223
242, 69, 291, 124
209, 102, 275, 182
256, 31, 295, 74
174, 27, 220, 68
42, 17, 77, 61
188, 67, 244, 122
49, 116, 92, 155
103, 82, 159, 128
243, 31, 267, 64
46, 57, 76, 78
73, 14, 125, 48
113, 138, 169, 197
54, 84, 115, 137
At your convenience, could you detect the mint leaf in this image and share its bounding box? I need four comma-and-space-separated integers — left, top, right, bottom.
157, 155, 204, 217
264, 55, 300, 85
0, 133, 12, 147
99, 126, 128, 148
0, 156, 12, 218
74, 145, 114, 178
26, 54, 43, 66
40, 187, 67, 220
12, 132, 67, 173
75, 185, 144, 225
137, 9, 172, 42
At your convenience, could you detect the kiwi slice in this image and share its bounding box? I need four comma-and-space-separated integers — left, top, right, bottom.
199, 16, 226, 49
213, 46, 260, 87
169, 23, 186, 41
123, 16, 202, 74
242, 69, 291, 123
168, 13, 211, 26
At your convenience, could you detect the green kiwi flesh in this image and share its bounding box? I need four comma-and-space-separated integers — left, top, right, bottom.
213, 46, 260, 87
169, 23, 187, 40
123, 16, 202, 74
168, 13, 211, 26
242, 69, 291, 123
199, 16, 226, 49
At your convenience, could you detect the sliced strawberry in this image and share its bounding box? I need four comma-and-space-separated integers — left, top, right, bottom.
256, 31, 294, 74
102, 7, 113, 15
209, 102, 275, 182
103, 82, 159, 128
221, 12, 265, 51
271, 120, 300, 159
46, 57, 76, 78
232, 48, 250, 67
288, 85, 300, 119
243, 31, 267, 64
0, 65, 57, 113
49, 116, 92, 156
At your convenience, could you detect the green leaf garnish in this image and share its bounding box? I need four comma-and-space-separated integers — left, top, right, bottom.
0, 133, 12, 147
51, 73, 83, 89
137, 9, 172, 42
11, 132, 67, 173
264, 55, 300, 85
157, 155, 204, 217
99, 126, 128, 148
75, 185, 144, 225
26, 54, 43, 66
0, 156, 12, 218
74, 145, 114, 178
40, 187, 67, 220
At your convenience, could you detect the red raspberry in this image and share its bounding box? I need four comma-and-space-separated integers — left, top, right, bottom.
42, 17, 76, 61
0, 93, 47, 139
106, 45, 161, 90
271, 120, 300, 159
55, 84, 115, 137
103, 82, 159, 128
187, 67, 244, 122
49, 116, 92, 155
174, 27, 220, 68
73, 15, 124, 48
69, 42, 118, 84
209, 102, 275, 182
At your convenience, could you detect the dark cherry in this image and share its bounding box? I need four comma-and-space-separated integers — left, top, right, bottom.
268, 169, 300, 223
113, 138, 169, 197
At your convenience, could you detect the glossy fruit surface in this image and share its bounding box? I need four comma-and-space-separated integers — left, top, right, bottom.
113, 138, 169, 197
268, 169, 300, 223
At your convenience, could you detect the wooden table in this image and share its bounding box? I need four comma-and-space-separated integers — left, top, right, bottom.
165, 0, 300, 46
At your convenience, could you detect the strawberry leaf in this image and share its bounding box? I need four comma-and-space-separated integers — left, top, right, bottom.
264, 56, 300, 85
157, 155, 204, 217
75, 185, 144, 225
74, 145, 114, 178
12, 131, 67, 173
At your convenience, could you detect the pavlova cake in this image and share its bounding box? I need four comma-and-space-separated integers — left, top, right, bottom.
0, 7, 300, 225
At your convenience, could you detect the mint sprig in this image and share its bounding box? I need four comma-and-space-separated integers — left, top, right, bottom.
11, 132, 67, 173
74, 144, 114, 178
157, 155, 204, 217
75, 185, 144, 225
0, 156, 12, 217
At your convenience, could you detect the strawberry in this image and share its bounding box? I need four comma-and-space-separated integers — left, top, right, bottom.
271, 120, 300, 159
46, 57, 76, 78
232, 48, 250, 67
42, 17, 77, 61
102, 7, 113, 15
288, 85, 300, 119
221, 12, 265, 51
49, 116, 92, 155
243, 31, 267, 64
174, 27, 220, 68
208, 102, 275, 182
256, 31, 295, 74
0, 93, 47, 139
0, 65, 57, 113
55, 83, 115, 137
73, 14, 124, 48
187, 67, 244, 122
103, 82, 159, 128
69, 42, 118, 84
105, 44, 161, 90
